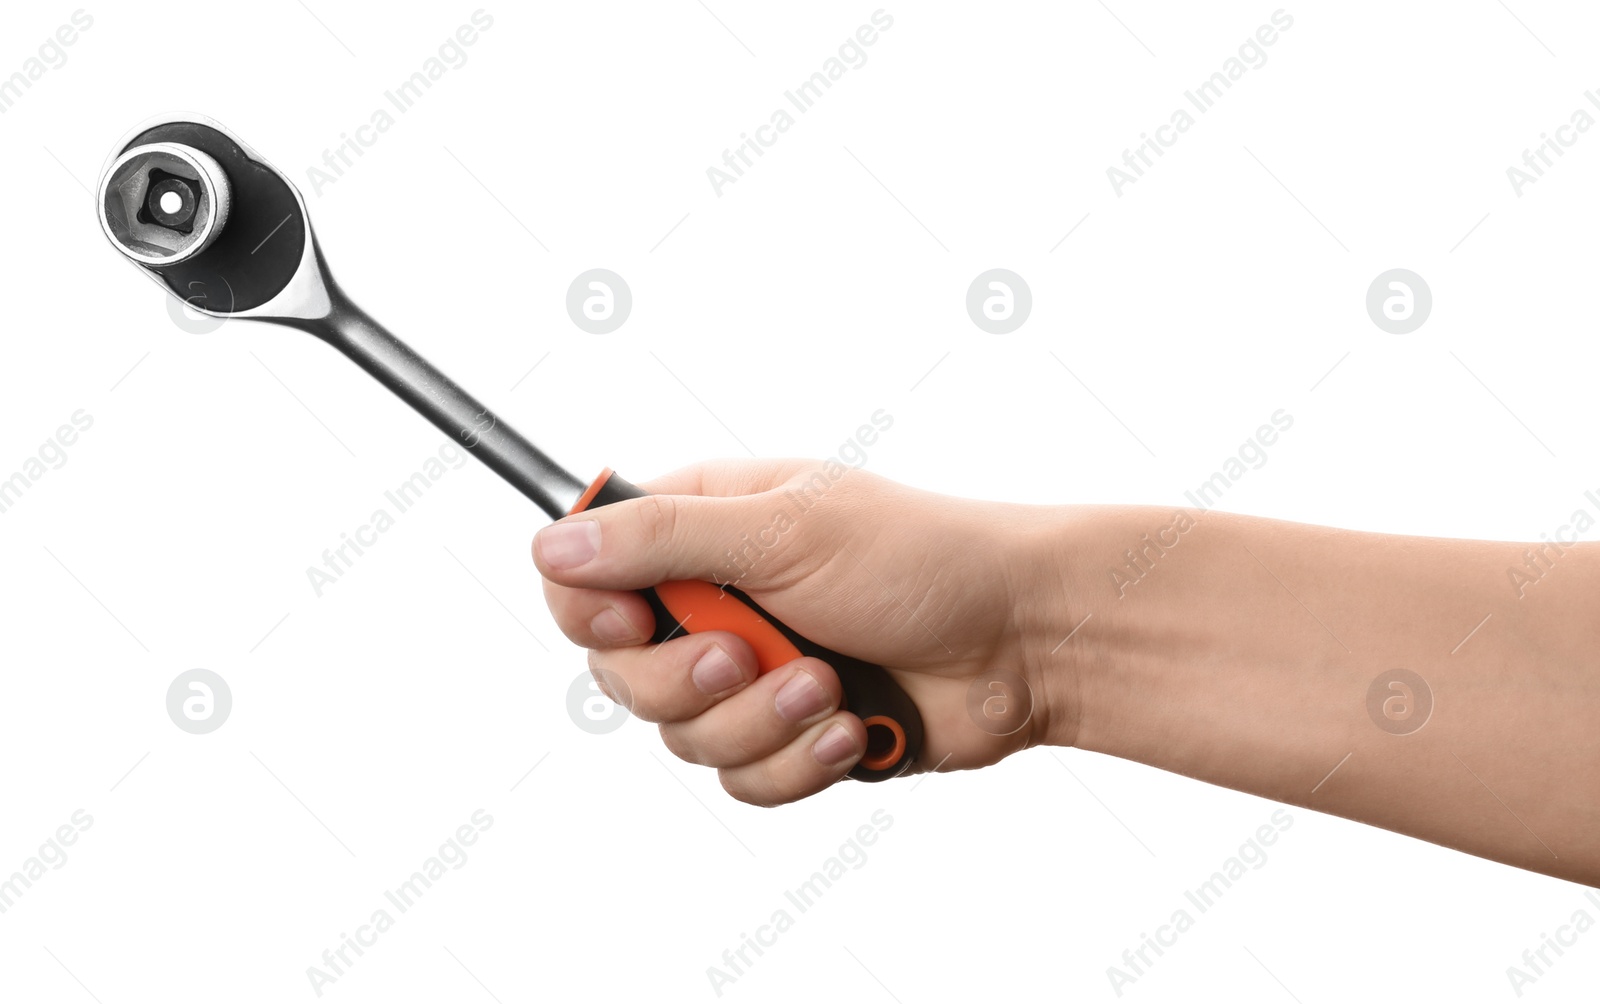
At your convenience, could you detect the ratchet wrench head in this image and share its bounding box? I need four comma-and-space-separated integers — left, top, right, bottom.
96, 113, 591, 518
96, 114, 334, 323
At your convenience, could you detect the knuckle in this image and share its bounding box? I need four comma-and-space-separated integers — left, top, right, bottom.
660, 722, 763, 769
635, 494, 681, 552
660, 723, 719, 765
658, 723, 697, 762
711, 728, 766, 768
559, 623, 593, 648
721, 770, 783, 808
585, 656, 639, 717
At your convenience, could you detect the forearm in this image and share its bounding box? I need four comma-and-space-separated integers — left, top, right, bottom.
1032, 506, 1600, 885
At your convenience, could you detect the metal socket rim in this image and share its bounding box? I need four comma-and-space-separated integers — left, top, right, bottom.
98, 141, 232, 266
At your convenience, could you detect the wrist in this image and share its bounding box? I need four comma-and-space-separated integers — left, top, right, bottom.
1012, 504, 1204, 753
1007, 505, 1100, 751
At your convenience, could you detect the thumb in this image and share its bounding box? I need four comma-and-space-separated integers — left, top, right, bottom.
533, 491, 793, 592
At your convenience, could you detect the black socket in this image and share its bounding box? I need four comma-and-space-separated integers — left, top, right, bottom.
139, 169, 199, 233
126, 121, 305, 312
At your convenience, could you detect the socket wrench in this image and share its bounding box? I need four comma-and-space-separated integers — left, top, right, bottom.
96, 114, 923, 782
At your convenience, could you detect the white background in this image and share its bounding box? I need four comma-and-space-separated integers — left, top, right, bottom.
2, 1, 1597, 1001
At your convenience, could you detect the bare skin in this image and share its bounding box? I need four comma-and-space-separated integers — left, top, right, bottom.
533, 460, 1600, 886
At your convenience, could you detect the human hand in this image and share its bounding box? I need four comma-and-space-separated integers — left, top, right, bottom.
533, 459, 1067, 805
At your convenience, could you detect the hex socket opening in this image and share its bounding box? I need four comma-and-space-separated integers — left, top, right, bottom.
99, 142, 231, 266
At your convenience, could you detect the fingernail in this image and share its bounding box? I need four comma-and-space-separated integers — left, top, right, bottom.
538, 521, 601, 569
692, 645, 744, 695
590, 607, 637, 644
812, 724, 859, 766
774, 670, 831, 722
